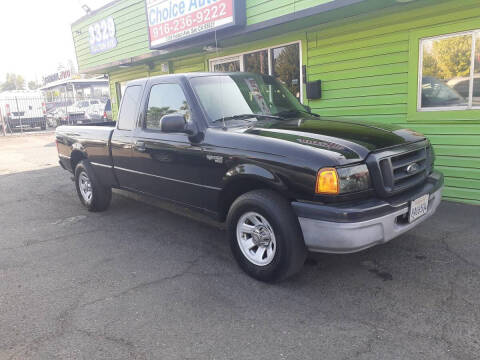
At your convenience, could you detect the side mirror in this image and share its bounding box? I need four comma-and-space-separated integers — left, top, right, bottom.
160, 113, 189, 133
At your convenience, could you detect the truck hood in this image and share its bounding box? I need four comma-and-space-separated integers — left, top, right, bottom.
242, 116, 427, 161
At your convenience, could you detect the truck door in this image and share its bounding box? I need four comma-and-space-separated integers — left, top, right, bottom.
127, 80, 207, 210
111, 84, 143, 188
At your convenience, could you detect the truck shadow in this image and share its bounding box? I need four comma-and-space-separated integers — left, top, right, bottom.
1, 166, 478, 288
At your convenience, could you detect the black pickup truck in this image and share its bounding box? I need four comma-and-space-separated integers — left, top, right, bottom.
56, 72, 443, 282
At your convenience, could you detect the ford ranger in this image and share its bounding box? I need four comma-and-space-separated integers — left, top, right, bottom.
56, 73, 443, 282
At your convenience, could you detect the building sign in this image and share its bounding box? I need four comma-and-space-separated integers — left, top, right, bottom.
43, 70, 71, 85
89, 16, 117, 54
146, 0, 244, 49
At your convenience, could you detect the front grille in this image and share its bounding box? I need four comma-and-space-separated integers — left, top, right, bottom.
367, 141, 433, 197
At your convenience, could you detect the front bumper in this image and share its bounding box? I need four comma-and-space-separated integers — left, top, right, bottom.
292, 171, 443, 254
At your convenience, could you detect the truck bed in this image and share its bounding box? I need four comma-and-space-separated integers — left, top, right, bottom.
55, 123, 116, 184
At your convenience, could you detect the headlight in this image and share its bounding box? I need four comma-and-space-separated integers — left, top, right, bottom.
316, 164, 370, 195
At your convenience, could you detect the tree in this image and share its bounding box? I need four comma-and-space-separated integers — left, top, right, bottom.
1, 73, 25, 91
423, 36, 472, 80
28, 81, 41, 90
422, 52, 441, 78
67, 59, 77, 75
146, 106, 174, 128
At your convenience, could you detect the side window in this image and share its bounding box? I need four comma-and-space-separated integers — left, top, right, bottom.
419, 30, 480, 110
146, 83, 190, 130
118, 85, 142, 130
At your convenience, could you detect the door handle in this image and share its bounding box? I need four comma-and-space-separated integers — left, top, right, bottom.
134, 140, 146, 152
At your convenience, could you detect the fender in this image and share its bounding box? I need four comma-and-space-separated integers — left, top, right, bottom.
70, 142, 88, 170
214, 163, 289, 220
222, 163, 287, 192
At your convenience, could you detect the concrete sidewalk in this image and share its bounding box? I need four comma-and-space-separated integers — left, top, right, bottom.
0, 132, 57, 175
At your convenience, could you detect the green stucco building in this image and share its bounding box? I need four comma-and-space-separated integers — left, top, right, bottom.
71, 0, 480, 205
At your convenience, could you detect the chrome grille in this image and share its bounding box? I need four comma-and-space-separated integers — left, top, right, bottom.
385, 147, 427, 189
367, 141, 433, 197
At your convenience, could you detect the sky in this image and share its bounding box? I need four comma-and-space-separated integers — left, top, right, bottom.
0, 0, 112, 85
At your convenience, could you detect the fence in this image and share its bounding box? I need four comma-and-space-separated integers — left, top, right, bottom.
0, 95, 112, 136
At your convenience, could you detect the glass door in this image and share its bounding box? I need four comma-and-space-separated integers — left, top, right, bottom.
209, 42, 302, 101
271, 43, 301, 100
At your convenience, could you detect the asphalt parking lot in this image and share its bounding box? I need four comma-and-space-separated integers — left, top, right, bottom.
1, 133, 479, 359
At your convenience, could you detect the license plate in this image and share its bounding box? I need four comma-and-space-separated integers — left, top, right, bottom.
409, 194, 429, 223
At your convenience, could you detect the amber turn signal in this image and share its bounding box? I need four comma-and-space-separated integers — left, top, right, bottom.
316, 168, 339, 194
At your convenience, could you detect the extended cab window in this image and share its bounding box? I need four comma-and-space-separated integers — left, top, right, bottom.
146, 83, 190, 130
118, 85, 142, 130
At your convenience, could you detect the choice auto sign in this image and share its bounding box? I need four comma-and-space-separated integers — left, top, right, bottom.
146, 0, 244, 49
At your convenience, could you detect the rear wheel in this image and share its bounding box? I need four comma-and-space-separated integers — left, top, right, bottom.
74, 160, 111, 212
227, 189, 307, 282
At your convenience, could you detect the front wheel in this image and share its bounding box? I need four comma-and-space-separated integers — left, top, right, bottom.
227, 189, 307, 282
74, 160, 111, 212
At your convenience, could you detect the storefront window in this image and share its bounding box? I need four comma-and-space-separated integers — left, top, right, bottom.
419, 30, 480, 110
209, 42, 302, 101
271, 44, 300, 100
244, 50, 269, 75
212, 57, 241, 72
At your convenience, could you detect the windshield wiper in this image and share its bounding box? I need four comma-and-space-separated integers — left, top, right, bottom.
211, 113, 282, 124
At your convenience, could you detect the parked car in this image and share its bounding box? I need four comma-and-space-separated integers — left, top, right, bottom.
421, 76, 467, 108
56, 73, 443, 282
0, 90, 46, 131
447, 75, 480, 106
67, 99, 104, 124
46, 107, 68, 127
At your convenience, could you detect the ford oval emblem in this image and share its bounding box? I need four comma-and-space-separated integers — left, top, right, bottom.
406, 163, 419, 174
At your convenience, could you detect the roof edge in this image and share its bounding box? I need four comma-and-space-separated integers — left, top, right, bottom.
71, 0, 121, 27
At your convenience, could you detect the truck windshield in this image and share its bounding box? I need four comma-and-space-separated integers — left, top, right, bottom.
190, 74, 306, 125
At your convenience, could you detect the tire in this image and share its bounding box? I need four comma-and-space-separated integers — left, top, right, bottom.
74, 160, 112, 212
227, 189, 307, 282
